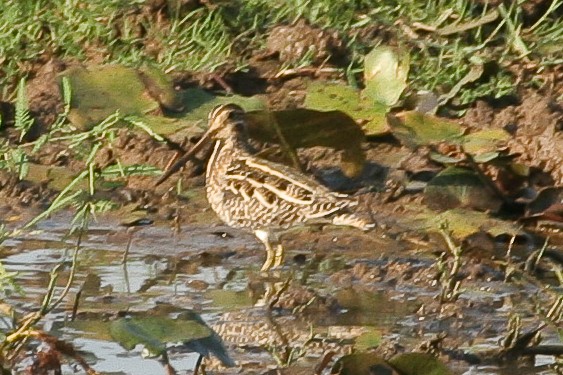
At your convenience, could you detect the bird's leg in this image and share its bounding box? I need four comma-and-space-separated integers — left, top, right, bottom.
254, 229, 284, 271
271, 232, 285, 269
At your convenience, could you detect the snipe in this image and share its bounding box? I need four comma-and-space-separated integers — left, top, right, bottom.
156, 104, 373, 271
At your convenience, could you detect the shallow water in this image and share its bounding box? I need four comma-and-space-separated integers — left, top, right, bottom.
1, 213, 560, 374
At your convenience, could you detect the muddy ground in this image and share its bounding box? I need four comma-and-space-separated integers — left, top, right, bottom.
0, 7, 562, 375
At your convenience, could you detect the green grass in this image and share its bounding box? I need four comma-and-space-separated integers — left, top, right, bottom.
0, 0, 561, 104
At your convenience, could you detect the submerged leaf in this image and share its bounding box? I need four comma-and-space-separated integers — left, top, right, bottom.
363, 46, 410, 106
332, 352, 398, 375
389, 353, 452, 375
388, 111, 463, 148
304, 83, 388, 136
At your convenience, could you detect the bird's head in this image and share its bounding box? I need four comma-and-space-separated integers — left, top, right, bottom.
206, 104, 248, 141
154, 104, 249, 186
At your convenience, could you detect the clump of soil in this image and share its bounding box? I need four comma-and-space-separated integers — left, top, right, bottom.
464, 89, 563, 185
26, 59, 68, 140
0, 170, 55, 209
266, 19, 346, 65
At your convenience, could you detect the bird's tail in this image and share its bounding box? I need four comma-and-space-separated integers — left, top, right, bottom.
332, 213, 375, 231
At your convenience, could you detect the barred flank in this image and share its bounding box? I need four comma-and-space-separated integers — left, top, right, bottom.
332, 213, 375, 231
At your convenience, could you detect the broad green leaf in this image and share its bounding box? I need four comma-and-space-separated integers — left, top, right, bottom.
64, 65, 159, 130
461, 129, 509, 156
110, 316, 213, 357
389, 353, 452, 375
429, 152, 464, 165
332, 352, 398, 375
246, 109, 366, 177
354, 328, 383, 351
363, 46, 410, 106
138, 65, 184, 112
387, 111, 463, 148
134, 115, 203, 137
412, 208, 520, 239
179, 88, 267, 121
424, 167, 502, 212
304, 83, 388, 136
25, 163, 86, 191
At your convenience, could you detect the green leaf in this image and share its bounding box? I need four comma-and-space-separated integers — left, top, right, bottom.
246, 108, 366, 177
363, 46, 410, 106
64, 65, 160, 131
332, 352, 397, 375
179, 88, 267, 121
138, 65, 184, 112
412, 208, 520, 239
389, 353, 452, 375
354, 328, 383, 351
304, 82, 388, 136
14, 78, 34, 141
110, 316, 213, 357
387, 111, 463, 148
461, 129, 509, 156
424, 167, 502, 212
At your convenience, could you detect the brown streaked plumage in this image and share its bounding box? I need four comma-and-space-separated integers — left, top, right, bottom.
156, 104, 373, 270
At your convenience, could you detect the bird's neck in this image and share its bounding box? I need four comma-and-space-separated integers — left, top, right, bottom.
220, 132, 254, 155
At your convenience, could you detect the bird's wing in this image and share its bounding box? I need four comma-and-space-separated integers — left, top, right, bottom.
222, 155, 350, 212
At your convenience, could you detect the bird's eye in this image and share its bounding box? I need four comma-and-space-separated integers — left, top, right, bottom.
233, 121, 245, 133
227, 109, 244, 121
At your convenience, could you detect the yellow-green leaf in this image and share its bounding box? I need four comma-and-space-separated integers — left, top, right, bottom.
363, 46, 410, 106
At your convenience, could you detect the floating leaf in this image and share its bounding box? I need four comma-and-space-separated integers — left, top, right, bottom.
363, 46, 410, 106
246, 109, 366, 177
412, 208, 520, 239
389, 353, 452, 375
354, 328, 383, 351
304, 83, 388, 136
424, 167, 502, 212
110, 318, 167, 356
110, 316, 212, 357
332, 352, 399, 375
64, 65, 159, 131
387, 111, 463, 148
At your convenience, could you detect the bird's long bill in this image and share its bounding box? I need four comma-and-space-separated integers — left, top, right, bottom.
154, 130, 214, 186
